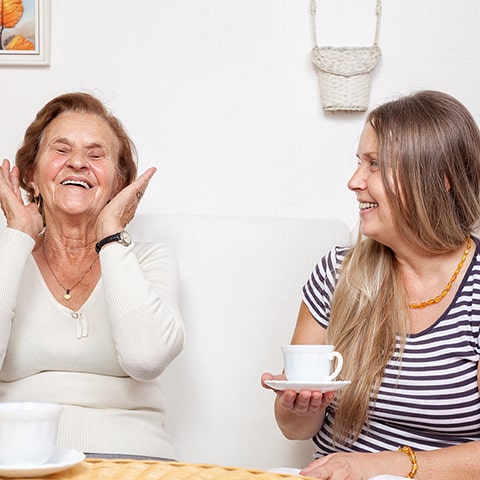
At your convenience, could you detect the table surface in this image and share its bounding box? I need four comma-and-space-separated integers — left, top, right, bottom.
0, 458, 313, 480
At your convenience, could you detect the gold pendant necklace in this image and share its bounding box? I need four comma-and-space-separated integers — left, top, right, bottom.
43, 243, 98, 301
409, 237, 471, 309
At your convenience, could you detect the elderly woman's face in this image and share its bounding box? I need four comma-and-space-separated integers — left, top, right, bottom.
31, 112, 121, 220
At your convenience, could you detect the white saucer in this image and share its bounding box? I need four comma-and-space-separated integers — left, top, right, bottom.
268, 467, 302, 476
265, 379, 351, 393
0, 448, 85, 478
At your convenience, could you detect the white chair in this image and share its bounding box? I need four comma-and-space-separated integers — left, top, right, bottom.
129, 214, 352, 470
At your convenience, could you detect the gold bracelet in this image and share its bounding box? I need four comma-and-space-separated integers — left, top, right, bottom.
398, 445, 418, 478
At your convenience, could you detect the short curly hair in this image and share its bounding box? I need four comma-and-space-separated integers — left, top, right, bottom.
16, 92, 137, 204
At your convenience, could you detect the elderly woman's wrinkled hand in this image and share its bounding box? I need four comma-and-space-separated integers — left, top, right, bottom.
95, 167, 156, 239
0, 159, 43, 238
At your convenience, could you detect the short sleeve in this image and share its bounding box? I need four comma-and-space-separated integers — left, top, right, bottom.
302, 246, 348, 329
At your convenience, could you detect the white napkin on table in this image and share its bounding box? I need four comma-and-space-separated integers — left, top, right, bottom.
268, 468, 407, 479
268, 467, 303, 475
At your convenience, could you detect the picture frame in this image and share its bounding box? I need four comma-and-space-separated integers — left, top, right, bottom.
0, 0, 51, 66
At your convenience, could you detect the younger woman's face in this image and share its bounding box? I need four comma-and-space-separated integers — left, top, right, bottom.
348, 122, 400, 247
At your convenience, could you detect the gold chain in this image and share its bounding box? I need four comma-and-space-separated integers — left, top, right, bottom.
43, 242, 98, 301
409, 237, 471, 309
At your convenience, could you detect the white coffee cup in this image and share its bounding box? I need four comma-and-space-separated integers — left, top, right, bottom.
0, 402, 62, 466
282, 344, 343, 382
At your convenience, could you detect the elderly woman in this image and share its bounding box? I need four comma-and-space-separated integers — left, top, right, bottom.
262, 90, 480, 479
0, 92, 185, 461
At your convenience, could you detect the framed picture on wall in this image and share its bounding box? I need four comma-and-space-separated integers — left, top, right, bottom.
0, 0, 51, 66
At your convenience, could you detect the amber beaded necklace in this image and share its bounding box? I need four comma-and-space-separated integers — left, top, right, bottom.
409, 237, 471, 309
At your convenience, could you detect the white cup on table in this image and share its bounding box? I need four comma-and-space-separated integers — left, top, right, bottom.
0, 402, 62, 466
282, 344, 343, 382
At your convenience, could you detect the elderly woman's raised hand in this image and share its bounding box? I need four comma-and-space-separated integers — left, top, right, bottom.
0, 159, 44, 238
95, 167, 157, 240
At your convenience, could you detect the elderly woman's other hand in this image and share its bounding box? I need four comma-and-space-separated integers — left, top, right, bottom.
0, 159, 43, 238
95, 166, 156, 240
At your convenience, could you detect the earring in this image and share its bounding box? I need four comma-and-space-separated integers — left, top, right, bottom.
34, 195, 42, 208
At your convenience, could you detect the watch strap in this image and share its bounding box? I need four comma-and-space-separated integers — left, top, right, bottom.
95, 232, 123, 254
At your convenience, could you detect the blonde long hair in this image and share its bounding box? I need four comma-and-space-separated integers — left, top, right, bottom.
328, 90, 480, 442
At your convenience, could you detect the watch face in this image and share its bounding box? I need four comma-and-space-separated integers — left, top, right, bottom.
119, 230, 132, 246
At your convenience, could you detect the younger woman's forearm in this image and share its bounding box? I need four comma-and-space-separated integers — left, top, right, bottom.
274, 396, 327, 440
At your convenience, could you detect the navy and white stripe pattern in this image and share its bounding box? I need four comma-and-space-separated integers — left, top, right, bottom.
302, 241, 480, 454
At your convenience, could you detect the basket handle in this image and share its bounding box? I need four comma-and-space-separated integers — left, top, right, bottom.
311, 0, 382, 48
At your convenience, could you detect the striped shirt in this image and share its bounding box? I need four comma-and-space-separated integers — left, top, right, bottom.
302, 241, 480, 455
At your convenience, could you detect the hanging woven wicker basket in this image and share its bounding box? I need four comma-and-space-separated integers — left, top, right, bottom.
311, 0, 382, 112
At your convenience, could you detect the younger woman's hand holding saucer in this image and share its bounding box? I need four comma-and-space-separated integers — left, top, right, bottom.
261, 372, 335, 416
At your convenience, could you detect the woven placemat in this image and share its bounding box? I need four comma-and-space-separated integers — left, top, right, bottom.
1, 459, 312, 480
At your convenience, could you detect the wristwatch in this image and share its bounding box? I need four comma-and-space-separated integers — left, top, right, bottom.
95, 230, 132, 253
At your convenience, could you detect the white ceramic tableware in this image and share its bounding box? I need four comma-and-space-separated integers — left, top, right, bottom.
282, 344, 343, 382
0, 448, 85, 478
264, 379, 351, 393
0, 402, 62, 467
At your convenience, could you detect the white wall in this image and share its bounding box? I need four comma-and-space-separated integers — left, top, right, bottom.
2, 0, 480, 228
0, 0, 479, 468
